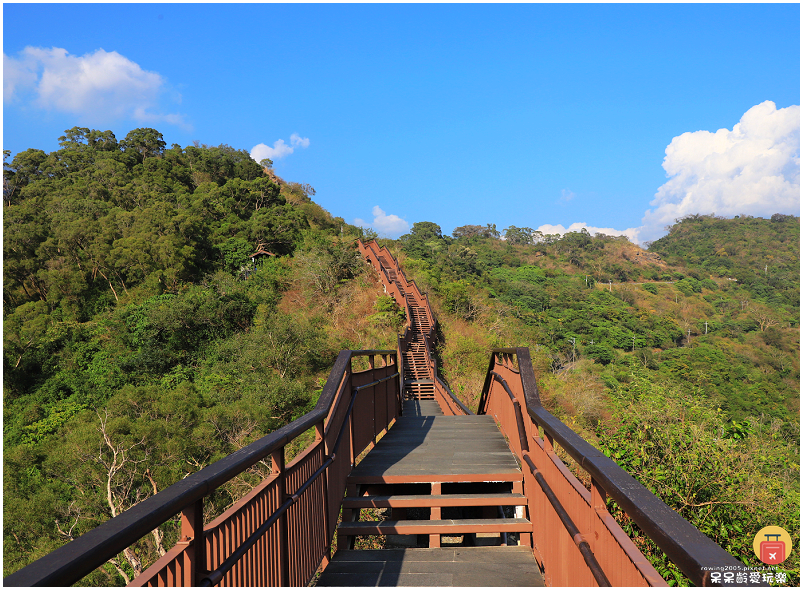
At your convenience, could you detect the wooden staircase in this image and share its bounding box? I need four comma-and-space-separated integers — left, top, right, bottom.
399, 290, 435, 401
318, 399, 540, 586
334, 400, 532, 552
374, 251, 436, 401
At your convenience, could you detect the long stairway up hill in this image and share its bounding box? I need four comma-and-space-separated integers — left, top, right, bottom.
326, 241, 543, 586
360, 242, 439, 402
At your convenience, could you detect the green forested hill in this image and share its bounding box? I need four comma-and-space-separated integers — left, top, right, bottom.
650, 213, 800, 310
2, 128, 398, 583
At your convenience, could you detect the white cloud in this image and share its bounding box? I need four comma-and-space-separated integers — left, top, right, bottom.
290, 133, 310, 148
251, 140, 293, 162
638, 100, 800, 242
536, 222, 640, 243
251, 134, 310, 163
3, 47, 186, 127
3, 52, 37, 102
354, 206, 410, 238
559, 188, 575, 203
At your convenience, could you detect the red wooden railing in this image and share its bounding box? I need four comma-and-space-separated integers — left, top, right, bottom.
480, 348, 748, 587
5, 350, 399, 588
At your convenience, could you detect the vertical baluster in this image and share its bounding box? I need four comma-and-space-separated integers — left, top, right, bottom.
272, 448, 289, 586
262, 491, 269, 585
348, 392, 355, 468
269, 489, 277, 585
245, 503, 251, 586
317, 422, 331, 568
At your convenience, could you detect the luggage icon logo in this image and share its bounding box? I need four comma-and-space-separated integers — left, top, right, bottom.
753, 526, 792, 565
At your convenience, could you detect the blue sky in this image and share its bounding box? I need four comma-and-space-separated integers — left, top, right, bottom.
4, 3, 800, 244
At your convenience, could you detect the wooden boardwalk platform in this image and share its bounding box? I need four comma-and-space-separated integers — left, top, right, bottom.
316, 547, 545, 586
348, 410, 522, 485
401, 400, 443, 417
320, 398, 543, 586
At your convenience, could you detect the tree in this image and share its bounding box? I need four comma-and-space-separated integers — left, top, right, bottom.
4, 128, 400, 583
48, 385, 206, 584
121, 128, 166, 162
399, 221, 445, 260
751, 305, 779, 332
86, 130, 118, 151
561, 229, 591, 251
452, 224, 488, 239
295, 236, 361, 295
5, 149, 49, 205
3, 300, 51, 369
504, 225, 534, 245
407, 221, 442, 241
452, 224, 500, 240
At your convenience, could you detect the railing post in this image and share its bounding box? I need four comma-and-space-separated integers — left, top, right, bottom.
430, 482, 442, 548
272, 448, 289, 586
180, 498, 205, 586
348, 397, 356, 467
591, 478, 607, 512
543, 431, 554, 453
368, 354, 377, 443
317, 422, 331, 568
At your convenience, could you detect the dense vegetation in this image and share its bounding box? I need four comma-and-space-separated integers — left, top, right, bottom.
2, 128, 395, 584
4, 128, 798, 585
386, 218, 799, 584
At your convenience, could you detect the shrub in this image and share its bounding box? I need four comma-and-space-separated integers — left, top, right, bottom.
584, 344, 616, 365
642, 283, 658, 295
370, 295, 405, 329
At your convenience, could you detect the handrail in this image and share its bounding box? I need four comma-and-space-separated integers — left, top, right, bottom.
5, 349, 397, 587
198, 369, 399, 587
489, 371, 608, 586
481, 347, 751, 586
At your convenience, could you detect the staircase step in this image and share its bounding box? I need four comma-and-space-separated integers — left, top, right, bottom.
342, 493, 527, 509
337, 518, 532, 536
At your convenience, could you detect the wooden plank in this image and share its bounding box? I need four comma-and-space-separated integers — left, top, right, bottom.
347, 473, 523, 485
342, 493, 528, 508
348, 414, 522, 484
402, 401, 443, 417
336, 518, 532, 536
316, 547, 545, 587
